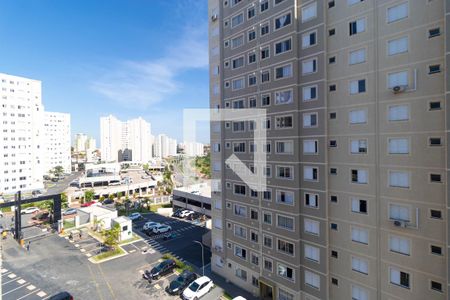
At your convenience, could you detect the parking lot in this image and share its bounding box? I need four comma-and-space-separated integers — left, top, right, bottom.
1, 211, 221, 300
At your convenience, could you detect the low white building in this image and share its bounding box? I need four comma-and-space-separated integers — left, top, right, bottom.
78, 205, 118, 230
112, 216, 132, 242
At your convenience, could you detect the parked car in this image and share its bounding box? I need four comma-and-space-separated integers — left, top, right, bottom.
172, 209, 183, 218
128, 212, 142, 221
186, 212, 202, 221
166, 270, 197, 295
152, 224, 172, 234
48, 291, 73, 300
142, 221, 160, 231
180, 210, 194, 218
143, 259, 176, 280
102, 199, 114, 205
109, 181, 121, 186
21, 207, 39, 214
232, 297, 247, 300
32, 190, 42, 196
81, 201, 96, 207
32, 212, 50, 221
51, 177, 59, 182
63, 208, 77, 216
141, 175, 151, 179
181, 276, 214, 300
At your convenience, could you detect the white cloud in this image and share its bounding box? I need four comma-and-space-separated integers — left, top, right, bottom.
91, 24, 208, 108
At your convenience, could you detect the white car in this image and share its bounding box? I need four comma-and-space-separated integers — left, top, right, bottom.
21, 207, 39, 214
128, 212, 142, 221
232, 297, 247, 300
180, 210, 194, 218
142, 221, 160, 231
181, 276, 214, 300
152, 224, 172, 234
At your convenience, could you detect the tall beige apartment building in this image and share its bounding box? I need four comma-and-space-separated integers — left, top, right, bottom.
209, 0, 449, 299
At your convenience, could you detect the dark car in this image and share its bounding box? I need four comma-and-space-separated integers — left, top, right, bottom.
166, 270, 197, 295
172, 209, 184, 218
48, 291, 73, 300
51, 177, 59, 182
32, 212, 50, 221
102, 199, 114, 205
143, 259, 176, 280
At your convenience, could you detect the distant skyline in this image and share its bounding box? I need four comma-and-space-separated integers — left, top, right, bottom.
0, 0, 210, 143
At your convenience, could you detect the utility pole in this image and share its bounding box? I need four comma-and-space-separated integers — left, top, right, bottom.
193, 240, 205, 276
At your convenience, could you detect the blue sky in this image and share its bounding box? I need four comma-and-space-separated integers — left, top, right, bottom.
0, 0, 210, 143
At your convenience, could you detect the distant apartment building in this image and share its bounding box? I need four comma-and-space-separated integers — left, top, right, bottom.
100, 115, 152, 163
74, 133, 88, 152
43, 111, 71, 173
209, 1, 449, 300
182, 141, 205, 157
154, 134, 177, 158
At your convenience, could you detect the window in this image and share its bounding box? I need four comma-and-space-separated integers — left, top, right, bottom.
278, 239, 294, 256
247, 7, 255, 19
234, 184, 246, 195
234, 204, 247, 217
329, 56, 336, 64
275, 39, 292, 54
234, 245, 247, 259
231, 0, 242, 6
231, 35, 244, 49
235, 268, 247, 281
388, 105, 409, 121
304, 244, 320, 262
388, 36, 408, 55
248, 52, 256, 64
331, 250, 338, 258
263, 212, 272, 224
430, 209, 442, 219
330, 168, 337, 175
233, 142, 246, 153
328, 1, 335, 8
248, 30, 256, 41
302, 58, 317, 74
429, 27, 441, 38
232, 78, 245, 90
388, 71, 408, 88
277, 166, 293, 179
263, 235, 273, 248
276, 190, 294, 205
430, 174, 441, 182
389, 171, 409, 188
231, 13, 244, 28
429, 64, 441, 74
303, 140, 318, 154
232, 57, 244, 70
301, 2, 317, 23
349, 79, 366, 94
305, 193, 318, 208
431, 281, 442, 293
303, 113, 317, 127
276, 141, 293, 154
390, 235, 410, 255
329, 28, 335, 36
275, 13, 291, 29
276, 115, 293, 129
304, 219, 319, 235
349, 48, 366, 65
277, 264, 294, 281
264, 259, 273, 272
260, 0, 269, 12
348, 0, 363, 5
350, 139, 367, 154
260, 23, 269, 36
351, 198, 367, 214
429, 137, 442, 146
388, 138, 409, 154
251, 253, 259, 265
352, 257, 368, 274
304, 166, 318, 181
349, 110, 367, 124
261, 94, 270, 106
349, 18, 365, 35
429, 101, 441, 110
302, 31, 316, 48
431, 245, 442, 255
352, 285, 368, 300
261, 70, 270, 83
278, 289, 294, 300
330, 223, 338, 230
351, 169, 368, 184
387, 2, 408, 23
390, 268, 410, 289
329, 84, 336, 92
351, 227, 368, 244
304, 270, 320, 289
234, 225, 247, 239
275, 65, 292, 79
331, 278, 338, 286
248, 75, 257, 86
329, 140, 337, 147
232, 121, 245, 132
303, 85, 317, 101
389, 204, 410, 221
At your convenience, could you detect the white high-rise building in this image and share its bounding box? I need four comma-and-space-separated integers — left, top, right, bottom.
100, 115, 152, 162
43, 112, 71, 174
74, 133, 88, 152
0, 74, 43, 194
182, 142, 205, 157
154, 134, 177, 158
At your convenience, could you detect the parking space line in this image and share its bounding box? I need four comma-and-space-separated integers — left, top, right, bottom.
1, 271, 12, 277
2, 281, 27, 296
16, 289, 39, 300
3, 276, 22, 285
1, 268, 8, 273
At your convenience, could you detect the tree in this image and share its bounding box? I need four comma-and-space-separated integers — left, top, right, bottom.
53, 165, 64, 178
108, 194, 115, 201
117, 192, 123, 200
61, 193, 69, 209
99, 196, 105, 203
103, 223, 120, 249
84, 189, 95, 202
143, 163, 149, 171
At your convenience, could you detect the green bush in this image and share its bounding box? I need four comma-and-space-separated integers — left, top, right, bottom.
161, 254, 193, 272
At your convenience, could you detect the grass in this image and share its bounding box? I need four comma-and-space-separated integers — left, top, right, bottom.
1, 207, 11, 213
92, 247, 125, 262
63, 219, 75, 229
162, 253, 193, 273
119, 233, 141, 245
222, 293, 233, 300
149, 203, 172, 213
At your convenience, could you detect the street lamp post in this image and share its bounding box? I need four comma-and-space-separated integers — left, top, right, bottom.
193, 240, 205, 276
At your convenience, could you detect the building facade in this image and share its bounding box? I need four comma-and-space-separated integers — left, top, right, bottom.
43, 111, 71, 173
154, 134, 177, 158
74, 133, 88, 153
0, 73, 43, 194
182, 141, 206, 157
100, 115, 152, 163
209, 1, 449, 300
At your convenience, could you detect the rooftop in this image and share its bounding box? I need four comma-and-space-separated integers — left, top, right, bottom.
174, 181, 211, 198
78, 205, 116, 216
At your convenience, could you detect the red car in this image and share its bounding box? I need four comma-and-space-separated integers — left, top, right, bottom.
81, 201, 96, 207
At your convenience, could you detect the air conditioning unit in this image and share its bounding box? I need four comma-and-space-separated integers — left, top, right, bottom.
211, 14, 218, 21
391, 85, 407, 94
393, 220, 407, 228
